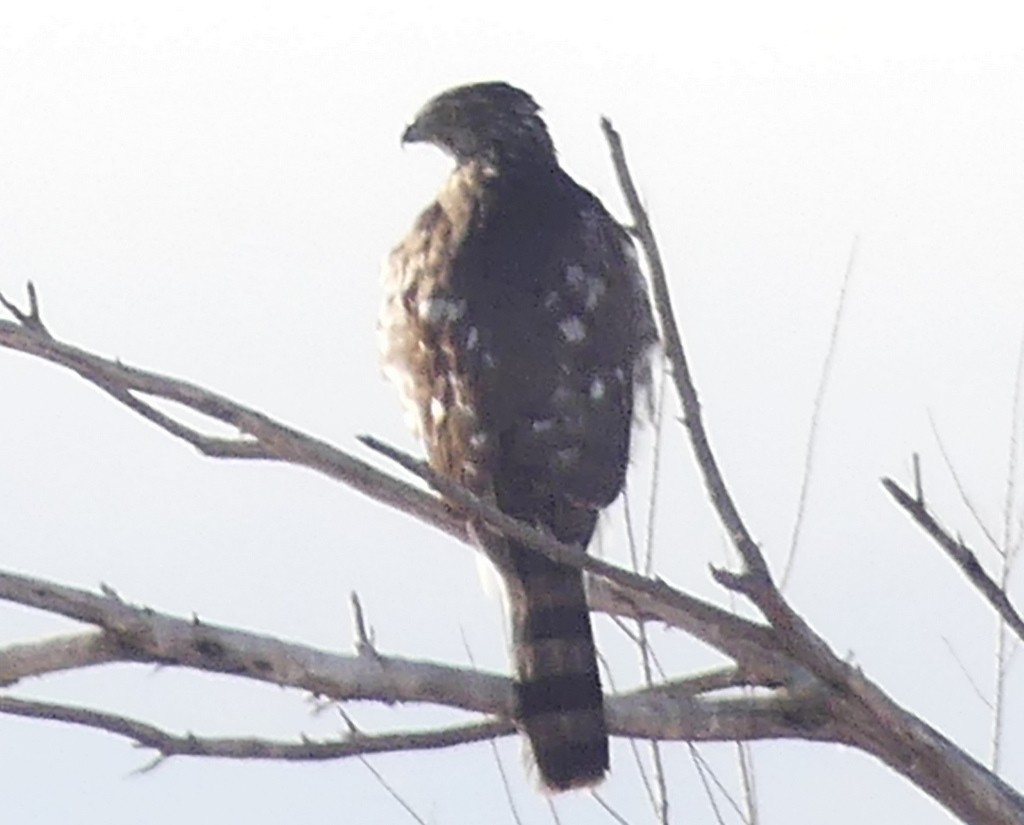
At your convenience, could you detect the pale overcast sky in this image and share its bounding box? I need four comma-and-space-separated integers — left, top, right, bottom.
1, 3, 1022, 823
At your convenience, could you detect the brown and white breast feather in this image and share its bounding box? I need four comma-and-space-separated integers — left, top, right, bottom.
379, 170, 497, 490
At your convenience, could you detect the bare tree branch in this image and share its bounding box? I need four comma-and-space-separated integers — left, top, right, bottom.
0, 568, 511, 715
600, 120, 1024, 824
0, 304, 463, 541
0, 631, 123, 684
0, 695, 511, 762
883, 477, 1024, 645
0, 567, 840, 751
601, 118, 770, 593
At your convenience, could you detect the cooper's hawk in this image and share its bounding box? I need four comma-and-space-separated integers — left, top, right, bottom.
380, 82, 656, 790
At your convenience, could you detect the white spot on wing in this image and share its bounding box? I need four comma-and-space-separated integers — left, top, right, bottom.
558, 316, 587, 343
583, 277, 606, 310
531, 418, 556, 432
565, 263, 607, 311
466, 326, 479, 350
544, 291, 561, 311
418, 296, 466, 324
565, 263, 587, 288
589, 376, 606, 400
430, 397, 446, 423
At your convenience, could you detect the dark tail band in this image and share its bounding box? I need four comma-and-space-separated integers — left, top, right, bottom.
507, 555, 608, 790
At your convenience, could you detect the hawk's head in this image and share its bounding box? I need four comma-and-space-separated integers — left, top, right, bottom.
402, 82, 556, 167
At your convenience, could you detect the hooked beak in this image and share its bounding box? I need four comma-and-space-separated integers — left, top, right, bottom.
401, 119, 425, 146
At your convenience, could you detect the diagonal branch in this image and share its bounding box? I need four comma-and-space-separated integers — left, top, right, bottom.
359, 435, 801, 678
883, 476, 1024, 644
0, 296, 463, 541
600, 119, 769, 592
600, 119, 847, 671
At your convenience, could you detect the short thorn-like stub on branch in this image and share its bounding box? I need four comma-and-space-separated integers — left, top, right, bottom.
349, 591, 378, 659
710, 565, 761, 596
0, 281, 50, 337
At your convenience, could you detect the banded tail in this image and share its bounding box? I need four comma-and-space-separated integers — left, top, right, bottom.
504, 544, 608, 790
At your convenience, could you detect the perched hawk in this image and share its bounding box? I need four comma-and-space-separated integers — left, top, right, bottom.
380, 82, 656, 790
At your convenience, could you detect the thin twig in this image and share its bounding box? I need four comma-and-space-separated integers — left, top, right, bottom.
595, 647, 660, 817
940, 636, 993, 711
737, 740, 759, 825
358, 756, 430, 825
590, 790, 632, 825
993, 329, 1024, 771
95, 379, 273, 459
636, 620, 669, 824
780, 236, 858, 589
622, 481, 670, 822
338, 708, 429, 824
929, 416, 1002, 556
350, 591, 377, 658
644, 359, 670, 577
1001, 328, 1024, 557
688, 743, 730, 825
459, 629, 523, 825
689, 743, 750, 823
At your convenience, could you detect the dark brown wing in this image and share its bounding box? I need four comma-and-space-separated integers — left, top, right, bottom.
380, 161, 654, 790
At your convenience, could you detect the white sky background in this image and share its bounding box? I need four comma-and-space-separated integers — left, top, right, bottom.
1, 2, 1023, 822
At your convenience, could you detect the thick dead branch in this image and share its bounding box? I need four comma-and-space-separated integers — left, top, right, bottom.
0, 631, 122, 685
0, 568, 510, 715
0, 568, 840, 758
